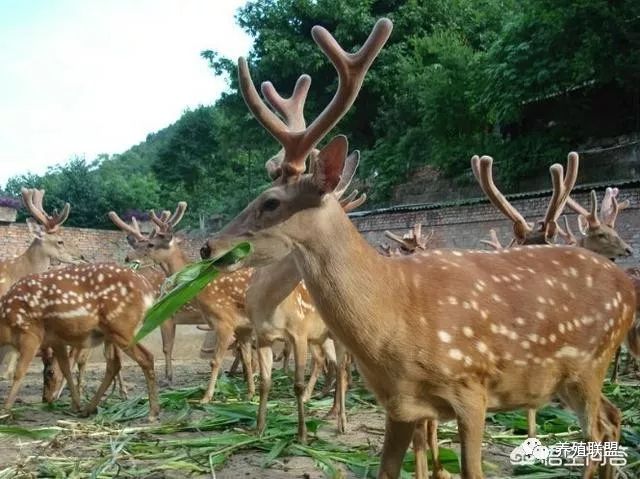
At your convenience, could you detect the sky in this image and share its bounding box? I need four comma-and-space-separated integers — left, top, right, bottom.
0, 0, 252, 187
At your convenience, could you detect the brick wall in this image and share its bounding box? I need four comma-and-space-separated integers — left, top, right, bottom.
352, 187, 640, 269
0, 223, 203, 264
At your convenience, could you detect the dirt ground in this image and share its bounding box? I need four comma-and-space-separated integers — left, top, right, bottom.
0, 358, 391, 478
0, 355, 635, 478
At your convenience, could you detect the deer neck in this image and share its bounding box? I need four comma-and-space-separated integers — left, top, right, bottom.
247, 255, 303, 313
159, 248, 190, 276
290, 200, 391, 363
20, 239, 51, 276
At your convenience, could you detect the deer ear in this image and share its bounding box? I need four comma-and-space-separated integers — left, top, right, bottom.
577, 215, 589, 235
26, 218, 45, 239
312, 135, 349, 193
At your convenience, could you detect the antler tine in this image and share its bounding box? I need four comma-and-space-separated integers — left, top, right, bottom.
384, 230, 410, 249
480, 228, 504, 250
262, 75, 311, 132
238, 58, 291, 149
567, 190, 600, 229
21, 188, 50, 228
107, 211, 146, 241
540, 164, 563, 240
167, 202, 188, 228
474, 155, 532, 242
541, 152, 579, 239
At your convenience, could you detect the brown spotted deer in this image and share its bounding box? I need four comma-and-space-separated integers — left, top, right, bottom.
0, 263, 159, 420
477, 160, 634, 437
237, 69, 369, 443
0, 188, 83, 381
107, 211, 212, 382
110, 204, 256, 404
201, 18, 639, 479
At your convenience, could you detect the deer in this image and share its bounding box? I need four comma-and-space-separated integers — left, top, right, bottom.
558, 187, 638, 382
0, 188, 84, 383
201, 17, 639, 479
109, 204, 256, 404
476, 159, 634, 438
0, 263, 160, 420
238, 68, 371, 443
107, 212, 215, 383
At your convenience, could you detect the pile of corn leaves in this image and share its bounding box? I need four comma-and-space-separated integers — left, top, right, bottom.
1, 372, 639, 478
1, 244, 639, 478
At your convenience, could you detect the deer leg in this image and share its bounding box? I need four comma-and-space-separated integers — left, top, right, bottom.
610, 347, 621, 382
74, 347, 90, 397
160, 319, 176, 383
527, 408, 537, 438
228, 349, 241, 375
0, 346, 18, 381
413, 419, 430, 479
237, 334, 254, 399
378, 416, 415, 479
3, 337, 39, 411
256, 337, 274, 435
427, 419, 450, 479
292, 334, 309, 443
281, 339, 292, 374
558, 381, 606, 479
327, 341, 348, 433
51, 345, 82, 412
83, 343, 121, 416
455, 390, 487, 479
302, 343, 324, 402
121, 343, 158, 421
200, 323, 233, 404
319, 337, 337, 398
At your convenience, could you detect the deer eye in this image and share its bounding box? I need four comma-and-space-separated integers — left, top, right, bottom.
262, 198, 280, 212
147, 243, 154, 248
57, 240, 64, 245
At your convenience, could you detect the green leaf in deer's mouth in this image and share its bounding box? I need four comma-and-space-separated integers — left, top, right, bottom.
133, 242, 252, 343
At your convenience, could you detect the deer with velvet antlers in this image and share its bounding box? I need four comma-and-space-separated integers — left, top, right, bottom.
201, 17, 639, 479
0, 188, 84, 382
109, 203, 255, 404
475, 156, 634, 437
107, 211, 213, 383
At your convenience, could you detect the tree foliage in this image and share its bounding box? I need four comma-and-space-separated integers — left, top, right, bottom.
4, 0, 638, 227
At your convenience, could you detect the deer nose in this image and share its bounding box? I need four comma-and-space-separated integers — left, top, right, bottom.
125, 255, 131, 263
200, 243, 212, 259
625, 246, 634, 257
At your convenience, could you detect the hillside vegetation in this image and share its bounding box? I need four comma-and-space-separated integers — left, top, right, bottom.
3, 0, 639, 228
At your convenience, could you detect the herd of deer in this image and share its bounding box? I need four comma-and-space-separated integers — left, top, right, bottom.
1, 17, 639, 479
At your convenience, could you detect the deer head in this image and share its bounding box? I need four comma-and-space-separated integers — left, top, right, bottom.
108, 204, 187, 270
563, 189, 633, 259
20, 188, 82, 264
201, 19, 392, 264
